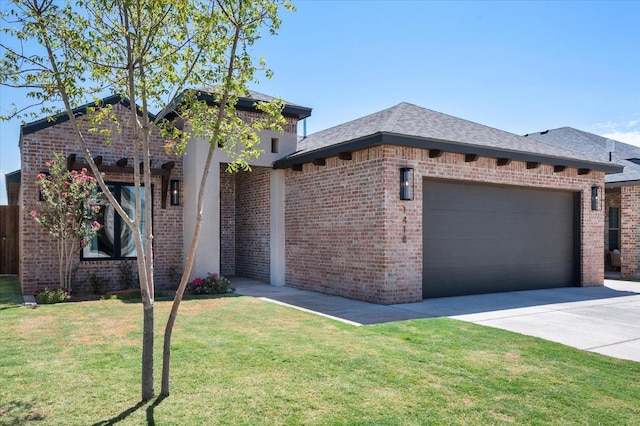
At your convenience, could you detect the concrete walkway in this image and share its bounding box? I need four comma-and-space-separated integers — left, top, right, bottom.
233, 278, 640, 363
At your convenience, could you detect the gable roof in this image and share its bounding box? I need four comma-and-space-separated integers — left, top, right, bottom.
525, 127, 640, 185
161, 88, 312, 121
273, 102, 622, 173
20, 94, 150, 138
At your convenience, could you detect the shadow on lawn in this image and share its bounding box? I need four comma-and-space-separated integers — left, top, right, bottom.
91, 395, 166, 426
0, 399, 46, 424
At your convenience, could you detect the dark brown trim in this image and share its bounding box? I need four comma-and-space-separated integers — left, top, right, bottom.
554, 165, 567, 173
338, 152, 352, 160
429, 149, 443, 158
312, 158, 326, 166
497, 158, 511, 166
272, 132, 623, 174
465, 154, 479, 162
526, 161, 541, 169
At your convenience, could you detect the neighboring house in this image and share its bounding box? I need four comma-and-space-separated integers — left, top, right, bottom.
14, 94, 625, 304
17, 95, 184, 295
526, 127, 640, 279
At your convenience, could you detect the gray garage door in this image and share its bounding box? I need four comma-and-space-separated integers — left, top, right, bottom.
422, 180, 578, 298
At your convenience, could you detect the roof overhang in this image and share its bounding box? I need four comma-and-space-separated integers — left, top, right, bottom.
273, 132, 624, 174
605, 180, 640, 188
20, 95, 152, 139
161, 89, 312, 122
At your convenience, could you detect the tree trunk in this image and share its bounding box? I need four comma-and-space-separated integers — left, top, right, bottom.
141, 303, 154, 401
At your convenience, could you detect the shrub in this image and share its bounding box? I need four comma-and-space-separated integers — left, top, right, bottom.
186, 273, 234, 295
89, 273, 109, 295
118, 262, 137, 289
35, 287, 69, 304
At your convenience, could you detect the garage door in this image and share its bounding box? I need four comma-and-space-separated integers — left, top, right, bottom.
422, 180, 578, 298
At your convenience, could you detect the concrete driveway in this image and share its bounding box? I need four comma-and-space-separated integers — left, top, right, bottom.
234, 278, 640, 363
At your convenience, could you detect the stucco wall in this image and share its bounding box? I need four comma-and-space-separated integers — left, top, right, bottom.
284, 145, 605, 304
20, 105, 183, 295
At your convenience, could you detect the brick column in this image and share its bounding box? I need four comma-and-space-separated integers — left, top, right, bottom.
620, 186, 640, 278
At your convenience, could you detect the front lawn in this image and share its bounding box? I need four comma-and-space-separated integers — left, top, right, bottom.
1, 277, 638, 425
0, 275, 23, 308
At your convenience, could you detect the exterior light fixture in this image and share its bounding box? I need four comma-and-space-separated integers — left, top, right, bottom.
591, 186, 602, 211
400, 167, 414, 201
170, 180, 180, 206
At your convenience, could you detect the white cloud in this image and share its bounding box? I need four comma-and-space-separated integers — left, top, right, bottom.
592, 115, 640, 147
600, 131, 640, 147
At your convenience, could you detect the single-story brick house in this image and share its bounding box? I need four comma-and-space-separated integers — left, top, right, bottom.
525, 127, 640, 279
13, 93, 623, 303
16, 96, 184, 295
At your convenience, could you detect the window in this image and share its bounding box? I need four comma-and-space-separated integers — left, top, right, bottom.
271, 137, 279, 153
608, 207, 620, 251
82, 184, 148, 259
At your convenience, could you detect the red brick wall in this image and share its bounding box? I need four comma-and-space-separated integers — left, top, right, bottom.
285, 145, 605, 304
620, 186, 640, 278
20, 104, 183, 295
236, 110, 298, 134
220, 164, 236, 276
235, 167, 270, 282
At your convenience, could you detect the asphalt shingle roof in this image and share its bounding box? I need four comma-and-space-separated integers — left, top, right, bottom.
275, 103, 622, 173
525, 127, 640, 184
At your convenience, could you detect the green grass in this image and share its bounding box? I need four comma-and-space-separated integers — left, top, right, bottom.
1, 276, 639, 425
0, 276, 23, 308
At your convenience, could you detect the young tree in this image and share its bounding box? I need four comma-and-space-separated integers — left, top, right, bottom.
31, 152, 102, 293
1, 0, 291, 401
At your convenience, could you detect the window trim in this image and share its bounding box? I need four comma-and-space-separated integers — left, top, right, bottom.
81, 182, 153, 261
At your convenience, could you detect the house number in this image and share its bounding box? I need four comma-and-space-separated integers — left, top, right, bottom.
402, 206, 407, 243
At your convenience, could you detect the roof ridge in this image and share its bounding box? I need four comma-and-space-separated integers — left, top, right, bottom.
381, 102, 411, 132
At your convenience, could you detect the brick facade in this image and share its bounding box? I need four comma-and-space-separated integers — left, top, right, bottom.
285, 145, 605, 304
220, 164, 236, 277
235, 167, 271, 282
620, 186, 640, 278
20, 105, 183, 295
218, 164, 271, 282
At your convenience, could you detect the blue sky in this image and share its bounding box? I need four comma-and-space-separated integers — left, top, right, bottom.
1, 0, 639, 203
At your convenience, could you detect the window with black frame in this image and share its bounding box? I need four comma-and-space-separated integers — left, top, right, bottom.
608, 206, 620, 251
82, 184, 148, 259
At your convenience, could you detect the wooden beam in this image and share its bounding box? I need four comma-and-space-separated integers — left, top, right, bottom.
465, 154, 479, 162
429, 149, 443, 158
292, 164, 303, 171
578, 168, 590, 175
312, 158, 326, 166
160, 162, 175, 209
554, 165, 567, 173
526, 161, 541, 169
497, 158, 511, 166
338, 152, 352, 161
66, 157, 173, 177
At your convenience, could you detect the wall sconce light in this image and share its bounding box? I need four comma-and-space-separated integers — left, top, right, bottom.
591, 186, 602, 211
400, 167, 414, 201
170, 180, 180, 206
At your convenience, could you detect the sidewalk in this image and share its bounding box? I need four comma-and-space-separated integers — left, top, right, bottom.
233, 278, 640, 363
